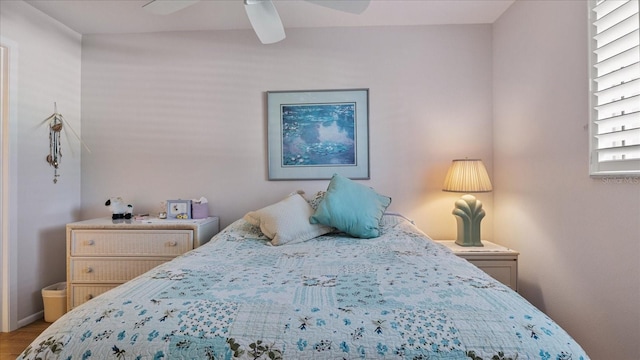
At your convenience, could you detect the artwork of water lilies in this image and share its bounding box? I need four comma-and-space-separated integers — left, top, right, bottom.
281, 103, 356, 167
267, 89, 369, 180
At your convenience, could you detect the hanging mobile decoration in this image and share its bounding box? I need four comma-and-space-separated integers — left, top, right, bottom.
45, 103, 63, 183
41, 102, 90, 184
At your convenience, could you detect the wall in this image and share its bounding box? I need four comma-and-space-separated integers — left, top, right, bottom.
0, 1, 82, 325
493, 1, 640, 359
80, 25, 494, 241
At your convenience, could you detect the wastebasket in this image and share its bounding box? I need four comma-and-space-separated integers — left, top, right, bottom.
42, 282, 67, 322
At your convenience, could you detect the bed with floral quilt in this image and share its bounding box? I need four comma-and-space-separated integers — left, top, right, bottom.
19, 217, 587, 359
19, 175, 588, 359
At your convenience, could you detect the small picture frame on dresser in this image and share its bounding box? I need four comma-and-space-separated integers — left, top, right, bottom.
167, 199, 192, 219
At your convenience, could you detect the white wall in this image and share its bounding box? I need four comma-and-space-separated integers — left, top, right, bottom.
80, 25, 494, 241
0, 1, 82, 324
493, 1, 640, 359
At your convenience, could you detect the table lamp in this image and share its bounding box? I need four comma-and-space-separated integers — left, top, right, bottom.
442, 159, 492, 247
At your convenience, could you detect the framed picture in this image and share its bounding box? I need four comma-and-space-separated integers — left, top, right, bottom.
267, 88, 369, 180
167, 199, 192, 219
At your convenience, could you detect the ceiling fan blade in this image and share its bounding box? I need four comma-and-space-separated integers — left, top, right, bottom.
142, 0, 200, 15
305, 0, 370, 14
244, 0, 286, 44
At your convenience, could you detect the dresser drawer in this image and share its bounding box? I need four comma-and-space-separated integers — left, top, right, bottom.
436, 240, 519, 291
468, 260, 518, 291
70, 230, 193, 256
69, 284, 118, 308
69, 257, 170, 282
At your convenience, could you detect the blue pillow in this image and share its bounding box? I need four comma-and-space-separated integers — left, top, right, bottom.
310, 174, 391, 238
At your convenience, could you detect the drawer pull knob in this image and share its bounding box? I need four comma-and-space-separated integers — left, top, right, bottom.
87, 240, 95, 246
168, 241, 177, 247
85, 267, 93, 273
86, 294, 94, 300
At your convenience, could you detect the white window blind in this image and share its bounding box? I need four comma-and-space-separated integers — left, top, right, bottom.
589, 0, 640, 175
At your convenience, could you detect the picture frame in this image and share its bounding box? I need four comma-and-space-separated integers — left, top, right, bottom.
166, 199, 192, 219
267, 89, 369, 180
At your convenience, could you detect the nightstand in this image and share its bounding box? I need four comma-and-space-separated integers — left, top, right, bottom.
66, 216, 219, 310
437, 240, 519, 291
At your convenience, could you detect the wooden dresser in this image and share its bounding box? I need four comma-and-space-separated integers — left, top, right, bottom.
66, 217, 219, 310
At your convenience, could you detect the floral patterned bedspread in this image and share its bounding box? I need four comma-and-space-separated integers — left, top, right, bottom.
20, 215, 588, 359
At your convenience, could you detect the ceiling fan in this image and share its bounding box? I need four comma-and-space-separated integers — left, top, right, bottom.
142, 0, 371, 44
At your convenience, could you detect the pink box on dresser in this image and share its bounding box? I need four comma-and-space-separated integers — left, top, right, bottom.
191, 203, 209, 219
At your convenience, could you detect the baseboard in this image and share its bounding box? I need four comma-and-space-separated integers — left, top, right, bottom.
17, 310, 43, 328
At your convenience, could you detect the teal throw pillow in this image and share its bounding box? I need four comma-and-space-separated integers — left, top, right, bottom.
310, 174, 391, 238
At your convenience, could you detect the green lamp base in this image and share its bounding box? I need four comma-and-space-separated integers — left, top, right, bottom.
452, 194, 485, 247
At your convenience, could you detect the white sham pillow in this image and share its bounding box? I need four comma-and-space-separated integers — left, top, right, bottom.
243, 193, 333, 246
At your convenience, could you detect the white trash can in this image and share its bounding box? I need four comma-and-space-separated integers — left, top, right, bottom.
42, 282, 67, 322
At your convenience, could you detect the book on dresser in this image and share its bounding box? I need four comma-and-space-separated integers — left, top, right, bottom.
66, 216, 219, 310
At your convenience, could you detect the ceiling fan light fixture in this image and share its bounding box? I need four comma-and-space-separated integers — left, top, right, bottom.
143, 0, 368, 45
244, 0, 286, 44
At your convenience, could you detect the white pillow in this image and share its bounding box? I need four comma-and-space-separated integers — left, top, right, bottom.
243, 194, 333, 245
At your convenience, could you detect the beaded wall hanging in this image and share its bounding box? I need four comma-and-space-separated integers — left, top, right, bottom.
41, 102, 90, 183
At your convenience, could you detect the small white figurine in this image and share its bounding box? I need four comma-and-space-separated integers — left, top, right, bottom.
105, 197, 133, 219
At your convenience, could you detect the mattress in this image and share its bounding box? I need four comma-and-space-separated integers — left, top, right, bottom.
18, 214, 588, 359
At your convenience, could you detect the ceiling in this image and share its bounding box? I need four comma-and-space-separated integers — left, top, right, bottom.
24, 0, 515, 36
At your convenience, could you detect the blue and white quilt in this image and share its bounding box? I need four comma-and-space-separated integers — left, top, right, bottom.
20, 215, 588, 359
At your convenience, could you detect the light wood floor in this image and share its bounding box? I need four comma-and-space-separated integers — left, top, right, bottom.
0, 320, 50, 360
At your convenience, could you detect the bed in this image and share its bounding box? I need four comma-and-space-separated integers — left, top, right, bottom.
19, 177, 588, 359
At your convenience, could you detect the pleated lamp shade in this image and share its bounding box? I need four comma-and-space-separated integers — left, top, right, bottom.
442, 159, 492, 193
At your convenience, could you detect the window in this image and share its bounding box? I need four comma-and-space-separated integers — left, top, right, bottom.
589, 0, 640, 176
